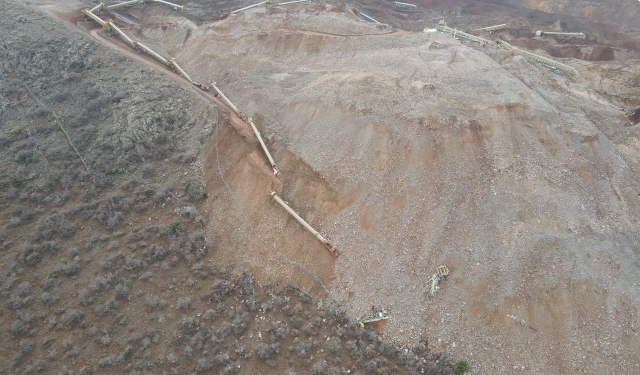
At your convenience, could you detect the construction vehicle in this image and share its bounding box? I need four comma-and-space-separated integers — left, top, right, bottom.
496, 39, 578, 77
355, 308, 393, 328
435, 19, 490, 46
476, 23, 508, 33
424, 265, 449, 298
535, 30, 585, 39
269, 190, 339, 255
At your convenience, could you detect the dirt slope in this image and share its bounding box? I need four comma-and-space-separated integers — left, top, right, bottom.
115, 3, 640, 374
0, 0, 459, 374
11, 0, 640, 374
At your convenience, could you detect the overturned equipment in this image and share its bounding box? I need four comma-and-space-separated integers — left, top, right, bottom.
425, 265, 449, 298
355, 309, 392, 328
268, 190, 339, 256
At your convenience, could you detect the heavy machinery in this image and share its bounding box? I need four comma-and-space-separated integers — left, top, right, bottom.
269, 190, 339, 255
355, 309, 393, 328
424, 265, 449, 298
535, 30, 585, 39
496, 39, 578, 77
435, 19, 491, 46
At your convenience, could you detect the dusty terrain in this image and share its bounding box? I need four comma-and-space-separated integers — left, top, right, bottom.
0, 0, 453, 374
3, 0, 640, 374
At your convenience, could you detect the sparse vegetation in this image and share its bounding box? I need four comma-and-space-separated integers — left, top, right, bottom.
124, 346, 133, 359
169, 220, 182, 233
177, 297, 192, 311
0, 3, 466, 375
456, 360, 469, 374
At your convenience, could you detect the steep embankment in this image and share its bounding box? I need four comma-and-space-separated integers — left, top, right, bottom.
0, 0, 458, 374
123, 3, 640, 374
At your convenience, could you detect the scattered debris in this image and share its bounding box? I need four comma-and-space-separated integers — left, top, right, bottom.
425, 266, 449, 298
507, 315, 538, 332
356, 308, 393, 327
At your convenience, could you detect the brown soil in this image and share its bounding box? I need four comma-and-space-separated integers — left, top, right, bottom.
8, 1, 640, 375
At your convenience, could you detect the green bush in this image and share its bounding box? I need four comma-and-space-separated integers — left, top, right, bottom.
105, 169, 117, 176
11, 177, 22, 187
169, 221, 182, 233
124, 346, 133, 359
184, 183, 191, 193
456, 360, 469, 374
145, 189, 155, 196
202, 192, 208, 199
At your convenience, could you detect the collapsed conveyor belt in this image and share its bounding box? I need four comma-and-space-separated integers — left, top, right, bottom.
435, 20, 490, 45
269, 191, 339, 256
81, 0, 344, 257
211, 84, 278, 176
497, 39, 578, 77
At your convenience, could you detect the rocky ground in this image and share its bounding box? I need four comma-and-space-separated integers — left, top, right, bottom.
0, 0, 455, 374
3, 0, 640, 374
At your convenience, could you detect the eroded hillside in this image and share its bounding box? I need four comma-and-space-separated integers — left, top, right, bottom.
3, 0, 640, 374
0, 0, 454, 374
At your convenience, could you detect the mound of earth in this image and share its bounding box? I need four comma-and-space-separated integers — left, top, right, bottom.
118, 3, 640, 374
